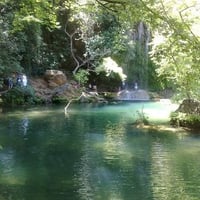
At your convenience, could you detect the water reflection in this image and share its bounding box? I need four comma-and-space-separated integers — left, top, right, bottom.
151, 142, 175, 199
103, 122, 128, 163
0, 149, 19, 185
20, 117, 29, 136
75, 122, 128, 200
0, 103, 200, 200
74, 125, 154, 200
150, 139, 200, 200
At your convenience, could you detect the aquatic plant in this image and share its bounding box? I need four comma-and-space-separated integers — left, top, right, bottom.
134, 108, 149, 126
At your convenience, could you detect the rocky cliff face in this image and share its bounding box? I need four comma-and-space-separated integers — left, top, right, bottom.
30, 70, 81, 103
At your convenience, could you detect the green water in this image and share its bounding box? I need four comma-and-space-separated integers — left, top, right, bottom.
0, 102, 200, 200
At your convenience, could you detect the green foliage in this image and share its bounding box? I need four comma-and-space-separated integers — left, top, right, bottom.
1, 86, 35, 105
114, 0, 200, 95
134, 109, 149, 126
147, 60, 171, 91
121, 22, 151, 89
96, 57, 126, 81
84, 11, 122, 59
8, 0, 65, 75
74, 69, 89, 86
0, 2, 22, 76
17, 23, 43, 74
69, 1, 159, 90
1, 0, 200, 102
170, 112, 200, 129
185, 115, 200, 129
94, 71, 121, 92
12, 0, 59, 32
1, 0, 72, 79
170, 112, 185, 127
148, 0, 200, 99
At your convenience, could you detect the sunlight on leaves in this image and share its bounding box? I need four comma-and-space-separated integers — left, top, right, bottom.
97, 57, 127, 81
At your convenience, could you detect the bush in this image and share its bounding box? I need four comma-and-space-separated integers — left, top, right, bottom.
74, 69, 89, 86
1, 85, 36, 105
170, 111, 200, 129
134, 109, 149, 126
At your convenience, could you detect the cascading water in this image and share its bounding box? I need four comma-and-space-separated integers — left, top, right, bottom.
123, 21, 151, 91
117, 22, 151, 101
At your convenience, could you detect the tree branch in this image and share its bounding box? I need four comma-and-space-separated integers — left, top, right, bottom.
64, 92, 85, 114
95, 0, 126, 12
97, 0, 125, 4
65, 20, 111, 75
64, 22, 82, 74
179, 8, 200, 44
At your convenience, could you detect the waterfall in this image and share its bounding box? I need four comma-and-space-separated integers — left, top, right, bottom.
124, 22, 151, 90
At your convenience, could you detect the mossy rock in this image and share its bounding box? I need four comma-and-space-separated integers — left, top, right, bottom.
176, 99, 200, 114
170, 99, 200, 129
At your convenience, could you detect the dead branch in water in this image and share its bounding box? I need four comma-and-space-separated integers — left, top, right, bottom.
64, 92, 85, 114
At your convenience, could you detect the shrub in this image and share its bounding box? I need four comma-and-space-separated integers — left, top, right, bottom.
74, 69, 89, 86
170, 111, 200, 129
1, 85, 36, 105
134, 109, 149, 126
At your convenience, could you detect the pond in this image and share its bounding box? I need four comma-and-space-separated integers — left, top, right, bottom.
0, 102, 200, 200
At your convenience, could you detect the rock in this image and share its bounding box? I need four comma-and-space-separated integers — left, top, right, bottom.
45, 70, 67, 88
30, 77, 80, 103
170, 99, 200, 129
48, 82, 59, 89
176, 99, 200, 114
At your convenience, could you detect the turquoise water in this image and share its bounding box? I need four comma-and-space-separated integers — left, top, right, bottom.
0, 102, 200, 200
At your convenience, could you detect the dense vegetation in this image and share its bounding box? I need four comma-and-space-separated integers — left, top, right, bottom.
0, 0, 199, 102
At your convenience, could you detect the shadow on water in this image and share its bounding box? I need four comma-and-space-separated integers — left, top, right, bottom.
0, 102, 200, 200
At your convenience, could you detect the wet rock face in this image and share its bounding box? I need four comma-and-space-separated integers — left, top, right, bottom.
44, 70, 67, 88
176, 99, 200, 114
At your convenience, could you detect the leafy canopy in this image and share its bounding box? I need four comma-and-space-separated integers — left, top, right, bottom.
148, 0, 200, 98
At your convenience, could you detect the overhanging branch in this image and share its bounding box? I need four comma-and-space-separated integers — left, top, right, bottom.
65, 21, 111, 75
95, 0, 126, 12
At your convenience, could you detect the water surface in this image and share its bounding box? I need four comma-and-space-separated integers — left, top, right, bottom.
0, 102, 200, 200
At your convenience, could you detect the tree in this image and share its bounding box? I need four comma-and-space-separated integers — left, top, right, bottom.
64, 1, 120, 74
11, 0, 61, 75
0, 0, 22, 79
148, 0, 200, 99
101, 0, 200, 96
2, 0, 199, 99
